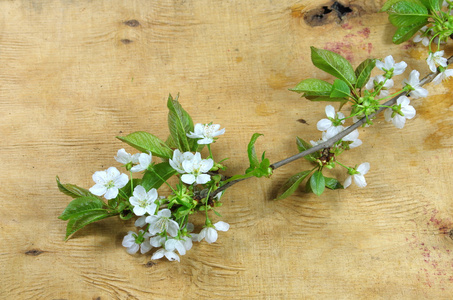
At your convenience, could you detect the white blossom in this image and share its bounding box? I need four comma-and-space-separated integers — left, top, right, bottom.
146, 209, 180, 237
181, 152, 213, 185
115, 148, 140, 165
130, 152, 152, 172
89, 167, 128, 199
413, 26, 430, 46
344, 163, 370, 188
317, 105, 345, 139
129, 185, 158, 216
376, 55, 407, 76
342, 129, 362, 148
122, 230, 152, 255
197, 221, 230, 244
151, 245, 180, 262
384, 96, 416, 129
365, 75, 394, 97
427, 51, 448, 72
432, 68, 453, 85
169, 149, 195, 173
187, 123, 225, 144
403, 70, 429, 99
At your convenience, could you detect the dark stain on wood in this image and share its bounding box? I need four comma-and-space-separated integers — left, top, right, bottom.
144, 261, 156, 268
124, 20, 140, 27
297, 118, 308, 125
25, 249, 44, 256
121, 39, 133, 45
303, 1, 353, 27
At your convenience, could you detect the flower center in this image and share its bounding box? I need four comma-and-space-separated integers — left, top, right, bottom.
105, 180, 115, 189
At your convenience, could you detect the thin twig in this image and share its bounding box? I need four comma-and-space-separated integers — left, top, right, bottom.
211, 55, 453, 198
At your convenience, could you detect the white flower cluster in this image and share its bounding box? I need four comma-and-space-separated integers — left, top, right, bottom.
312, 105, 362, 148
116, 122, 229, 262
123, 208, 230, 261
169, 150, 214, 185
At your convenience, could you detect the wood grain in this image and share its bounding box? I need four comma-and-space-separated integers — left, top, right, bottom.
1, 0, 453, 298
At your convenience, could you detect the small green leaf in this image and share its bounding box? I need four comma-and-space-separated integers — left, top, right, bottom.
174, 206, 192, 220
388, 1, 428, 27
59, 196, 106, 220
310, 170, 325, 196
310, 47, 356, 88
296, 137, 317, 162
117, 131, 173, 159
65, 210, 112, 240
56, 176, 94, 199
276, 170, 312, 200
355, 59, 376, 89
141, 162, 177, 191
255, 158, 272, 178
392, 22, 427, 44
324, 177, 344, 190
167, 94, 197, 152
247, 133, 263, 171
330, 79, 351, 98
290, 79, 333, 96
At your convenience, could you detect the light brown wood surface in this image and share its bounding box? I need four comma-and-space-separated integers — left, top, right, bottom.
1, 0, 453, 299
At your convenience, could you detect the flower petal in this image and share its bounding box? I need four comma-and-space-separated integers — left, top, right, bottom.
89, 184, 107, 196
357, 162, 370, 175
317, 119, 332, 131
181, 174, 196, 185
325, 105, 335, 118
214, 221, 230, 232
343, 175, 352, 189
353, 174, 367, 188
205, 227, 218, 244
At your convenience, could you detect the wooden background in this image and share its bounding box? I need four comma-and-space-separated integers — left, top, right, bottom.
1, 0, 453, 298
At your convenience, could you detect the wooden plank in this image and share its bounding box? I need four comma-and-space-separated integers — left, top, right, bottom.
1, 0, 453, 298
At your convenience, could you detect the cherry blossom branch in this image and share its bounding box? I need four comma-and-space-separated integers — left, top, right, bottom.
211, 55, 453, 198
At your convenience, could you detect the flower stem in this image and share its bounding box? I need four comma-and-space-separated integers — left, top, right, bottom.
210, 55, 453, 199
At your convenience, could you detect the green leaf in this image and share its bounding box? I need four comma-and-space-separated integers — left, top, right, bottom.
167, 94, 197, 152
141, 162, 177, 191
247, 133, 263, 171
174, 206, 192, 220
296, 137, 317, 162
255, 158, 272, 178
165, 134, 178, 149
65, 210, 112, 240
59, 196, 105, 220
418, 0, 442, 11
310, 170, 325, 196
310, 47, 356, 88
276, 170, 312, 200
56, 176, 94, 199
330, 79, 351, 98
117, 131, 173, 159
381, 0, 425, 11
324, 177, 344, 190
392, 22, 427, 44
355, 59, 376, 89
388, 1, 428, 27
290, 79, 333, 96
